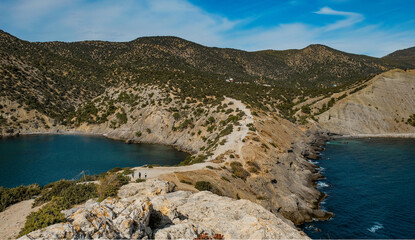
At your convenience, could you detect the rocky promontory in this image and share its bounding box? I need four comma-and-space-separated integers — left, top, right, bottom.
20, 179, 308, 239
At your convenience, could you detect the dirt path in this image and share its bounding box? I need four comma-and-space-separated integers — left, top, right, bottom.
127, 97, 253, 181
0, 199, 41, 239
210, 97, 253, 160
130, 162, 215, 181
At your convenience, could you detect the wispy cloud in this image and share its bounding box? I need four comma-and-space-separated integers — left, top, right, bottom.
0, 0, 413, 57
0, 0, 237, 45
315, 7, 364, 31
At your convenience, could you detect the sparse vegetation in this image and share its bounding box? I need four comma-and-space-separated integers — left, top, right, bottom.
230, 162, 250, 180
0, 30, 403, 128
407, 114, 415, 126
194, 181, 213, 191
0, 184, 42, 212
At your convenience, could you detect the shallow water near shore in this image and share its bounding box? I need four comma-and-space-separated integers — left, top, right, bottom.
302, 138, 415, 239
0, 135, 188, 188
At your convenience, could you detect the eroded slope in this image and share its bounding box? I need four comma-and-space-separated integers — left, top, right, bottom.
317, 70, 415, 135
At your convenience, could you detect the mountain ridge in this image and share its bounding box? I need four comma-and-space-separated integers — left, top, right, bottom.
0, 29, 412, 125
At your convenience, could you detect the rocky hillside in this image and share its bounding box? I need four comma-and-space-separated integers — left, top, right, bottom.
383, 46, 415, 68
316, 69, 415, 135
0, 30, 408, 124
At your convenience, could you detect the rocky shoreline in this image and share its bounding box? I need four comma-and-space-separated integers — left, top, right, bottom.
0, 96, 339, 238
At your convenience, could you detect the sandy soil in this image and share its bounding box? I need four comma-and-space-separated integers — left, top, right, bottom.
130, 162, 216, 181
0, 199, 41, 239
210, 97, 253, 160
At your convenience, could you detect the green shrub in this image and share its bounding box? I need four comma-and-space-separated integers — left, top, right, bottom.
407, 114, 415, 126
180, 180, 192, 185
76, 174, 99, 182
34, 180, 73, 206
116, 111, 128, 125
230, 162, 250, 180
0, 184, 42, 212
34, 180, 97, 207
135, 179, 146, 183
135, 131, 142, 137
108, 167, 123, 173
97, 173, 130, 202
301, 105, 311, 114
247, 123, 256, 132
194, 181, 213, 191
173, 112, 181, 120
19, 182, 97, 236
19, 198, 66, 236
122, 168, 134, 175
178, 154, 206, 166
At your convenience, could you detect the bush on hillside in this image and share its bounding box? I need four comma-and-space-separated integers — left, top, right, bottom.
0, 184, 42, 212
34, 180, 97, 207
194, 181, 213, 191
97, 173, 130, 202
230, 162, 250, 180
19, 197, 66, 236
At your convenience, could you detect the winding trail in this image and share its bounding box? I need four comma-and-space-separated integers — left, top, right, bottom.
129, 97, 254, 180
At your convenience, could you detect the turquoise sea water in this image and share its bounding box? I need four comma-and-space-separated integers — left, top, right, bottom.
303, 138, 415, 239
0, 135, 188, 188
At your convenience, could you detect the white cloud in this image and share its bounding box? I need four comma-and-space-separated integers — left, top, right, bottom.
0, 0, 413, 57
0, 0, 238, 46
315, 7, 364, 31
229, 23, 318, 51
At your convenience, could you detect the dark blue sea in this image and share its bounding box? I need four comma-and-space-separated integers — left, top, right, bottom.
303, 138, 415, 239
0, 135, 188, 188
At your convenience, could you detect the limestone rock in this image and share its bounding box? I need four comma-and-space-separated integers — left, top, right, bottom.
21, 196, 152, 240
118, 179, 175, 198
20, 180, 309, 239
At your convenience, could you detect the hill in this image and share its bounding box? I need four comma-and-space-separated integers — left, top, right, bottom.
0, 30, 408, 125
316, 69, 415, 135
383, 46, 415, 68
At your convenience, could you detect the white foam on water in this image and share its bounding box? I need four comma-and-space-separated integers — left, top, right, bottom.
317, 182, 329, 188
308, 160, 319, 164
368, 222, 383, 233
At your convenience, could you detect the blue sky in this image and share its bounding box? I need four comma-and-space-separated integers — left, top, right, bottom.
0, 0, 414, 57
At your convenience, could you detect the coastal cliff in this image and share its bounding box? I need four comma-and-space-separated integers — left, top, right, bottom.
317, 70, 415, 136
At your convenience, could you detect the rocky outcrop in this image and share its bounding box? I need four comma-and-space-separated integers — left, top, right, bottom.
20, 179, 308, 239
317, 69, 415, 135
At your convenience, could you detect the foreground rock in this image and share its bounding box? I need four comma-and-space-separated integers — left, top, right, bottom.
20, 179, 308, 239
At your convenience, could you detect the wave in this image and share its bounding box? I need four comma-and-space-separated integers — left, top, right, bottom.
368, 222, 383, 233
317, 182, 329, 188
317, 167, 325, 172
308, 160, 319, 165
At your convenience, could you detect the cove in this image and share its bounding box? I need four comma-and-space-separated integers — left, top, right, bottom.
303, 138, 415, 239
0, 134, 188, 188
